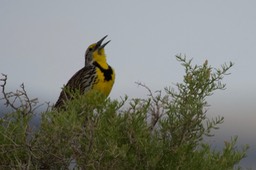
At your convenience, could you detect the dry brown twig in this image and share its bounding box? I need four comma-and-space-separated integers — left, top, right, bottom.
0, 73, 41, 115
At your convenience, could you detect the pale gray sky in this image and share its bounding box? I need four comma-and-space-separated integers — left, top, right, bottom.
1, 0, 256, 167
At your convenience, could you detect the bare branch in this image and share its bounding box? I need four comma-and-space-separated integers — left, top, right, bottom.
0, 73, 19, 110
0, 74, 40, 115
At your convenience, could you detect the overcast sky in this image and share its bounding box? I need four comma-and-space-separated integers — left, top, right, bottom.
1, 1, 255, 167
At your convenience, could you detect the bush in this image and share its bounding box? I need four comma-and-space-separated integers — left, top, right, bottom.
0, 55, 249, 169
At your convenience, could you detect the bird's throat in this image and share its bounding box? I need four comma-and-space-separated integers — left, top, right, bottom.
93, 61, 113, 81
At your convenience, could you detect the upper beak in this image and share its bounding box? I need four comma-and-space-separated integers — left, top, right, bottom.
95, 35, 110, 50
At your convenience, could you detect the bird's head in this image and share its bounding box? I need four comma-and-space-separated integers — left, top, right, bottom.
85, 35, 110, 66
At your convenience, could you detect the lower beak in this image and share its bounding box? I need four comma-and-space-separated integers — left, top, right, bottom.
99, 40, 111, 51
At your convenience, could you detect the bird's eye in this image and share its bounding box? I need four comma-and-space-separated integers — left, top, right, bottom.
88, 47, 93, 51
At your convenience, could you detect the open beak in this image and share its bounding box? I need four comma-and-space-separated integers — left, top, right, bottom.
99, 40, 111, 51
95, 35, 111, 51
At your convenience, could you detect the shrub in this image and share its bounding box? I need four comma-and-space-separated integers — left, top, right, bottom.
0, 55, 248, 169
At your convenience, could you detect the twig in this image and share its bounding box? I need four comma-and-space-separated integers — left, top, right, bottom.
0, 73, 19, 110
0, 73, 40, 114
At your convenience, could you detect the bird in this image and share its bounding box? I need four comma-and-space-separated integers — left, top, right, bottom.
54, 35, 115, 109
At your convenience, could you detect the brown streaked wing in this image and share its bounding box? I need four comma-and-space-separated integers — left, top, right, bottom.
54, 65, 96, 108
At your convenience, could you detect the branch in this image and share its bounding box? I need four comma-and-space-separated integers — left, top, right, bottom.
0, 73, 19, 110
0, 73, 40, 115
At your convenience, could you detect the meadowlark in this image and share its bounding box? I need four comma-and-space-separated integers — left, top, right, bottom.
54, 35, 115, 108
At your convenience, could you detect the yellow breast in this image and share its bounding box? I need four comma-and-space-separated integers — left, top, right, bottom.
92, 66, 115, 97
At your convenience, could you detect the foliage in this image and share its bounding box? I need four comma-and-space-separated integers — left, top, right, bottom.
0, 55, 249, 169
